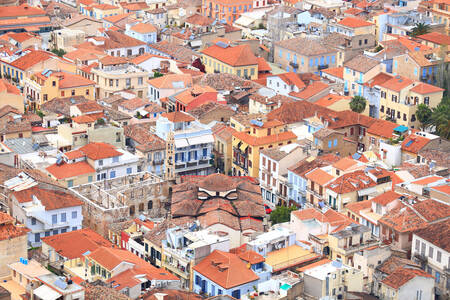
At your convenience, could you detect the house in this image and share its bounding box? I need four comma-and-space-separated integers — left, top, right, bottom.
156, 111, 214, 177
10, 186, 83, 246
6, 259, 51, 298
321, 67, 344, 84
211, 123, 236, 175
379, 267, 434, 300
343, 54, 384, 96
147, 74, 193, 104
401, 131, 439, 162
379, 199, 450, 254
125, 22, 158, 44
92, 55, 149, 99
266, 72, 306, 96
145, 8, 168, 28
118, 97, 150, 116
193, 250, 260, 299
0, 4, 51, 34
131, 53, 175, 76
313, 127, 356, 156
171, 85, 221, 112
274, 37, 337, 73
170, 174, 265, 247
259, 143, 307, 206
189, 102, 236, 125
232, 119, 297, 177
300, 260, 364, 299
84, 247, 179, 298
24, 70, 95, 110
315, 94, 351, 112
416, 32, 450, 49
0, 78, 23, 113
201, 0, 253, 23
328, 17, 376, 52
0, 212, 28, 277
201, 43, 259, 80
412, 220, 450, 297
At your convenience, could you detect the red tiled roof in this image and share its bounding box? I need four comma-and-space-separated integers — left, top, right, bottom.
275, 72, 306, 89
431, 184, 450, 194
345, 199, 372, 215
12, 186, 83, 210
381, 267, 433, 289
338, 17, 374, 28
129, 22, 157, 33
64, 150, 85, 160
377, 75, 414, 92
0, 4, 46, 18
119, 97, 149, 110
193, 250, 259, 289
103, 12, 133, 23
305, 168, 335, 186
332, 157, 358, 171
0, 212, 29, 241
78, 142, 123, 160
326, 170, 377, 194
238, 250, 265, 264
161, 111, 195, 122
289, 81, 329, 100
367, 119, 399, 139
0, 78, 20, 95
297, 259, 331, 272
257, 57, 271, 72
41, 228, 112, 259
414, 219, 450, 252
371, 191, 401, 206
46, 161, 95, 179
321, 67, 344, 79
401, 134, 432, 154
410, 82, 444, 94
233, 130, 297, 147
185, 13, 214, 26
364, 72, 393, 88
417, 32, 450, 46
315, 94, 350, 107
412, 175, 444, 185
201, 44, 258, 67
7, 50, 54, 71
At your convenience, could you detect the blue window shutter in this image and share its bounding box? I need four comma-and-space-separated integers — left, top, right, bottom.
328, 140, 332, 148
309, 59, 313, 66
315, 58, 318, 65
331, 55, 335, 64
334, 139, 337, 147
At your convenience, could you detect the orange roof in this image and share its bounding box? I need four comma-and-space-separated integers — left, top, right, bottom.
0, 32, 39, 43
41, 228, 112, 259
321, 67, 344, 79
161, 111, 195, 123
46, 161, 95, 179
367, 119, 398, 138
292, 207, 354, 228
0, 212, 29, 241
412, 175, 444, 185
91, 3, 119, 10
64, 150, 85, 160
201, 44, 258, 67
382, 267, 433, 289
148, 74, 192, 89
377, 75, 414, 92
397, 35, 432, 52
346, 199, 372, 215
174, 85, 217, 106
72, 113, 104, 124
410, 82, 444, 94
417, 31, 450, 46
289, 81, 329, 100
193, 250, 259, 289
332, 157, 358, 171
0, 78, 20, 95
338, 17, 374, 28
401, 134, 432, 154
275, 72, 306, 89
238, 250, 265, 264
257, 57, 271, 72
372, 191, 402, 206
315, 94, 350, 107
131, 53, 167, 64
100, 55, 127, 66
305, 168, 335, 186
78, 142, 123, 160
129, 22, 157, 33
364, 72, 394, 88
75, 101, 103, 113
6, 50, 54, 71
0, 4, 45, 18
12, 186, 83, 210
233, 130, 297, 147
103, 12, 133, 23
119, 97, 149, 110
38, 71, 95, 89
297, 259, 331, 272
431, 184, 450, 194
327, 170, 376, 194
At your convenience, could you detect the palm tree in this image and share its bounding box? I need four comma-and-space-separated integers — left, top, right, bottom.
416, 104, 432, 131
349, 95, 367, 114
431, 97, 450, 139
411, 23, 431, 37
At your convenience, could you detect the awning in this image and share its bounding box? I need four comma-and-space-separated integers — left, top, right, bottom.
358, 187, 377, 196
188, 135, 214, 146
33, 284, 61, 300
174, 138, 188, 148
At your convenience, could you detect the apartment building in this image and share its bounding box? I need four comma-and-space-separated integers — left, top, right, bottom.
201, 0, 254, 23
343, 54, 384, 96
92, 55, 149, 99
328, 17, 376, 52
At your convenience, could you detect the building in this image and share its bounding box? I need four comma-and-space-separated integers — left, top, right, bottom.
156, 111, 214, 177
412, 220, 450, 297
327, 17, 376, 52
10, 186, 83, 246
201, 43, 258, 80
170, 174, 265, 247
6, 259, 51, 299
259, 144, 306, 206
417, 32, 450, 49
201, 0, 254, 23
147, 74, 193, 104
232, 119, 297, 177
0, 212, 28, 277
266, 72, 306, 96
50, 28, 86, 52
0, 78, 23, 113
171, 85, 221, 112
379, 267, 435, 300
193, 250, 260, 299
125, 22, 158, 44
212, 123, 236, 175
274, 37, 337, 73
0, 4, 52, 34
343, 54, 384, 96
24, 70, 95, 110
92, 56, 149, 99
301, 260, 364, 299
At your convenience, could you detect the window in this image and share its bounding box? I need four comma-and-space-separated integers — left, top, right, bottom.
113, 156, 119, 163
53, 229, 58, 235
71, 90, 75, 96
437, 250, 441, 263
381, 91, 386, 99
138, 77, 143, 85
86, 89, 89, 95
127, 49, 132, 56
45, 231, 50, 237
61, 91, 65, 97
98, 159, 103, 166
52, 214, 57, 224
72, 226, 77, 231
61, 228, 67, 233
415, 239, 420, 250
34, 233, 40, 243
72, 211, 77, 219
31, 217, 36, 225
61, 213, 66, 223
424, 97, 429, 105
429, 246, 434, 258
109, 79, 113, 87
68, 180, 73, 188
110, 171, 116, 178
328, 140, 332, 148
127, 167, 132, 174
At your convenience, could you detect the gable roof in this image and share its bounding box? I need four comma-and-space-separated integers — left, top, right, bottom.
78, 142, 123, 160
414, 219, 450, 252
201, 44, 258, 67
193, 250, 259, 289
337, 17, 374, 28
417, 31, 450, 46
382, 267, 433, 289
344, 54, 380, 73
12, 186, 83, 210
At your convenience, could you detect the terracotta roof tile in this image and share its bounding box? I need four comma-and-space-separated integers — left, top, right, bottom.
129, 22, 157, 33
377, 75, 414, 92
326, 170, 377, 194
0, 211, 29, 241
201, 44, 258, 67
401, 134, 432, 154
321, 67, 344, 79
78, 142, 123, 160
46, 161, 95, 179
367, 119, 398, 138
289, 81, 329, 100
344, 54, 380, 73
410, 82, 444, 94
305, 168, 335, 186
12, 186, 83, 210
417, 32, 450, 46
233, 130, 297, 146
337, 17, 374, 28
161, 111, 195, 122
414, 219, 450, 252
345, 199, 372, 215
315, 93, 351, 107
382, 267, 433, 289
185, 13, 214, 26
371, 191, 402, 206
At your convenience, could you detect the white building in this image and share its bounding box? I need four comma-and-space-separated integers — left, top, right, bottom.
247, 226, 296, 257
266, 73, 306, 96
125, 22, 158, 44
9, 185, 83, 247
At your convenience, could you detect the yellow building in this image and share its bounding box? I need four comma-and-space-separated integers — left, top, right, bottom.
377, 76, 444, 128
201, 43, 259, 79
91, 4, 122, 19
232, 119, 297, 177
344, 54, 384, 96
0, 78, 24, 113
212, 123, 236, 175
24, 70, 95, 110
92, 56, 149, 99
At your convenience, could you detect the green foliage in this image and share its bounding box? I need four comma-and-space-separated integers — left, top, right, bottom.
258, 23, 266, 29
410, 23, 431, 37
95, 118, 106, 125
431, 97, 450, 139
51, 48, 66, 57
153, 71, 164, 78
374, 44, 383, 52
36, 110, 45, 118
349, 95, 367, 113
270, 206, 297, 225
416, 104, 432, 130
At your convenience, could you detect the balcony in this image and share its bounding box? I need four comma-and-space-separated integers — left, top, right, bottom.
318, 64, 329, 70
162, 260, 189, 279
339, 239, 380, 255
289, 61, 299, 68
306, 187, 324, 200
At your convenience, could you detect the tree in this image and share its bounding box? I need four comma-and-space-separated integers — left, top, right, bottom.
349, 95, 367, 113
431, 97, 450, 139
95, 118, 106, 126
416, 104, 433, 131
270, 206, 297, 225
51, 48, 66, 57
411, 23, 431, 37
153, 71, 164, 78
